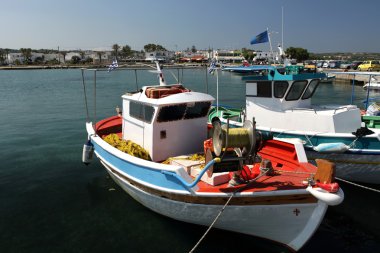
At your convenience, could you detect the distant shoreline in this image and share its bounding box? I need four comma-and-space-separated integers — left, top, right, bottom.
0, 63, 207, 70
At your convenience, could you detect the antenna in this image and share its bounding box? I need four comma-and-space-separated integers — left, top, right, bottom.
282, 6, 284, 50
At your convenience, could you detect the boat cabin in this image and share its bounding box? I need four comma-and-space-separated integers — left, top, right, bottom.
122, 84, 214, 162
243, 66, 362, 133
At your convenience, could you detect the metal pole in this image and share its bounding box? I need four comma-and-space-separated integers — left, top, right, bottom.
365, 74, 372, 109
81, 69, 90, 122
205, 65, 209, 94
134, 69, 138, 90
350, 74, 355, 105
94, 70, 97, 134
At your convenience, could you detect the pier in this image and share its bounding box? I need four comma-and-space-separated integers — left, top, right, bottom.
326, 70, 380, 84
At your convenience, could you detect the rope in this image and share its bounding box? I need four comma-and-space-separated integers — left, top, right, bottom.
335, 177, 380, 193
274, 169, 315, 175
188, 169, 270, 253
81, 69, 90, 122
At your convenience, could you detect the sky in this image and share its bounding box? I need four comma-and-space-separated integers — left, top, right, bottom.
1, 0, 380, 53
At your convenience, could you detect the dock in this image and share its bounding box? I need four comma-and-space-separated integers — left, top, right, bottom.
326, 69, 380, 84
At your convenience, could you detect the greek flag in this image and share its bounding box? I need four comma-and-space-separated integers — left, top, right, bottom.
208, 59, 216, 74
250, 30, 269, 45
108, 59, 118, 72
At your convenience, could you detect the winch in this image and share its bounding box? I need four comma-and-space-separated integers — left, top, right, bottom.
205, 117, 268, 176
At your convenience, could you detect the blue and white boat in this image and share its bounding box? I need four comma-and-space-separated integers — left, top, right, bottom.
81, 63, 343, 251
208, 66, 380, 184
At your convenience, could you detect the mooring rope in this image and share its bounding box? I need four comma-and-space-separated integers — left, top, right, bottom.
188, 169, 271, 253
335, 177, 380, 193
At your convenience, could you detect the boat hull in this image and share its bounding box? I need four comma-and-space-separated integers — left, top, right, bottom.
305, 150, 380, 184
90, 137, 327, 252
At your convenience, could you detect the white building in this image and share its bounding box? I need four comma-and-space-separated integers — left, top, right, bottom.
145, 51, 174, 62
7, 53, 24, 64
214, 50, 245, 63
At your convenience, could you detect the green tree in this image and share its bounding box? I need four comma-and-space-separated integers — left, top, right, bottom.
143, 43, 167, 52
112, 44, 120, 59
0, 49, 5, 64
191, 45, 197, 53
242, 48, 256, 62
285, 47, 309, 62
20, 48, 32, 64
79, 50, 85, 59
70, 55, 81, 64
61, 51, 67, 63
96, 51, 103, 63
121, 45, 132, 58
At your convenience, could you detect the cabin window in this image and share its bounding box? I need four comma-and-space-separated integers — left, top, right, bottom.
274, 81, 289, 98
285, 80, 308, 101
184, 101, 211, 119
157, 104, 187, 122
302, 79, 319, 99
246, 81, 271, 97
129, 101, 155, 123
157, 102, 211, 122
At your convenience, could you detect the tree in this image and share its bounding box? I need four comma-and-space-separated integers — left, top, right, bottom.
285, 47, 309, 62
121, 45, 132, 59
20, 48, 32, 64
143, 43, 167, 52
191, 45, 197, 53
112, 44, 120, 60
0, 49, 5, 65
61, 51, 67, 63
79, 50, 85, 59
96, 51, 103, 63
71, 55, 81, 64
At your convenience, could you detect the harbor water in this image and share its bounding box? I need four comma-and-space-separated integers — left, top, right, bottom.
0, 68, 379, 253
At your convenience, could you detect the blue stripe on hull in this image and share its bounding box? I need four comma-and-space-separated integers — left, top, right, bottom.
271, 131, 380, 152
92, 140, 189, 192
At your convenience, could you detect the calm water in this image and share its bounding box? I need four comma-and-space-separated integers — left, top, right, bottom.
0, 69, 379, 253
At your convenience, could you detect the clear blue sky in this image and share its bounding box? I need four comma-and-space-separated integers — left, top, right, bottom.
1, 0, 379, 53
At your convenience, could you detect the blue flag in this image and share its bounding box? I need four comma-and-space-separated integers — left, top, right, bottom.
250, 31, 269, 45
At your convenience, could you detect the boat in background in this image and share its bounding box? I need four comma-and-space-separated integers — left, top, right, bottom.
363, 76, 380, 90
81, 62, 343, 252
208, 66, 380, 184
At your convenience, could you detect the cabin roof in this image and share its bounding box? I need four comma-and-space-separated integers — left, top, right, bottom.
122, 85, 214, 106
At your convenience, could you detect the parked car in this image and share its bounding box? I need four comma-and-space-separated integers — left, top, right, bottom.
322, 61, 329, 68
350, 61, 363, 70
357, 60, 380, 71
340, 61, 352, 69
329, 61, 341, 68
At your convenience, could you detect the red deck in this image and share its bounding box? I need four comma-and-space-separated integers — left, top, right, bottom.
95, 116, 316, 194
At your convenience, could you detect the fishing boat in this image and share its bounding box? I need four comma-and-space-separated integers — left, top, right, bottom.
208, 66, 380, 184
363, 76, 380, 90
81, 63, 343, 252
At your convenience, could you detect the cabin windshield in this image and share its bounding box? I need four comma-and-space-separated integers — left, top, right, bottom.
302, 79, 319, 99
285, 80, 308, 101
274, 81, 289, 98
157, 102, 211, 122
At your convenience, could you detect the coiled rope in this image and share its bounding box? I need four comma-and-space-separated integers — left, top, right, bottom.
188, 168, 271, 253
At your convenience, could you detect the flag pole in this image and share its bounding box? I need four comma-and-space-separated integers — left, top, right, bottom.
267, 27, 275, 63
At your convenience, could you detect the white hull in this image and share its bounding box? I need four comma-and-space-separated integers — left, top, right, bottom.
101, 160, 327, 251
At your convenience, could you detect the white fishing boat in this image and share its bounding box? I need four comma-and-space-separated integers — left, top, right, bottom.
363, 76, 380, 90
81, 63, 343, 251
208, 66, 380, 184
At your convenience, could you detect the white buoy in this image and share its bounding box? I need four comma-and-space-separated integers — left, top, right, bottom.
82, 139, 94, 165
313, 142, 350, 153
306, 186, 344, 206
